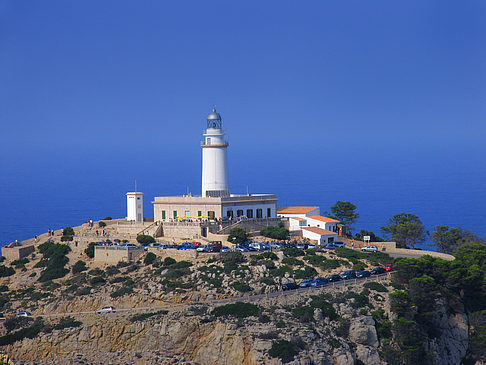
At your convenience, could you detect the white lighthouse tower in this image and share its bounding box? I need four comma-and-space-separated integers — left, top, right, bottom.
201, 107, 230, 197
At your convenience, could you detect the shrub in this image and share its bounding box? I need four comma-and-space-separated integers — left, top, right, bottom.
227, 227, 249, 244
136, 235, 155, 244
171, 260, 193, 269
292, 306, 314, 322
260, 277, 276, 286
111, 276, 128, 283
72, 260, 87, 274
363, 282, 389, 293
294, 266, 317, 279
98, 221, 107, 228
88, 268, 104, 276
130, 310, 168, 322
309, 295, 339, 320
90, 276, 106, 285
0, 285, 8, 292
77, 287, 91, 295
261, 226, 289, 240
105, 266, 120, 276
282, 248, 305, 257
211, 302, 260, 318
60, 236, 73, 242
85, 242, 96, 258
258, 331, 278, 339
144, 252, 156, 265
268, 340, 298, 363
303, 255, 325, 266
103, 216, 112, 220
0, 318, 45, 346
275, 320, 286, 328
320, 259, 341, 270
0, 265, 15, 278
63, 227, 75, 236
259, 314, 270, 323
11, 258, 29, 268
282, 257, 304, 266
110, 286, 133, 298
231, 281, 252, 292
218, 251, 245, 264
269, 265, 293, 277
335, 319, 350, 337
163, 257, 177, 266
345, 290, 370, 308
54, 316, 82, 330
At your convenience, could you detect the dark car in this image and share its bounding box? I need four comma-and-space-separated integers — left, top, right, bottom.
282, 282, 299, 291
370, 267, 387, 275
299, 279, 314, 288
341, 270, 357, 280
327, 274, 342, 282
356, 270, 371, 278
311, 277, 329, 287
325, 244, 339, 250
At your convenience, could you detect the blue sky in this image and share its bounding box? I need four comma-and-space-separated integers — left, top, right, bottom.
1, 1, 485, 155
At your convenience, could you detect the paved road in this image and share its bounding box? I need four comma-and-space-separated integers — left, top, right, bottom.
33, 272, 395, 319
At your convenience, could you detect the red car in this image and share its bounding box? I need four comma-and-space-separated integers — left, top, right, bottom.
385, 264, 394, 272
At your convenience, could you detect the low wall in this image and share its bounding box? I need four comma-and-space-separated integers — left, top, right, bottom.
2, 244, 35, 261
94, 246, 145, 265
161, 222, 203, 239
147, 248, 207, 262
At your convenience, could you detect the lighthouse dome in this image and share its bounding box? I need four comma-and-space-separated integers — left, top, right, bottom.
207, 107, 221, 121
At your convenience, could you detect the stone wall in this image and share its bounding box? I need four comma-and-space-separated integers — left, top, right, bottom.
94, 246, 145, 265
2, 244, 35, 261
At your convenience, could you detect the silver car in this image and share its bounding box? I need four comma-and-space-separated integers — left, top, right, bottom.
361, 245, 378, 253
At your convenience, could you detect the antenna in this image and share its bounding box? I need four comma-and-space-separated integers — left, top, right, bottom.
246, 185, 249, 195
135, 180, 137, 193
187, 185, 189, 195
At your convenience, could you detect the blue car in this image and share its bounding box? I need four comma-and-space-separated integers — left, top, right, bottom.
311, 277, 329, 287
299, 279, 314, 288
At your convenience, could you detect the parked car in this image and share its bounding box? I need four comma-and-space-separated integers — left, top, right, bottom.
221, 247, 231, 252
299, 279, 314, 288
15, 311, 32, 318
196, 245, 208, 252
97, 306, 116, 314
324, 244, 339, 250
311, 277, 329, 287
361, 245, 378, 253
306, 244, 316, 249
334, 242, 345, 248
282, 282, 299, 291
327, 274, 342, 282
356, 270, 371, 278
235, 246, 249, 252
341, 270, 357, 280
150, 243, 162, 248
385, 264, 394, 272
370, 267, 387, 275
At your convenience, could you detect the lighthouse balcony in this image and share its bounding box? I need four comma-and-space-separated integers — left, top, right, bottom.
201, 141, 229, 148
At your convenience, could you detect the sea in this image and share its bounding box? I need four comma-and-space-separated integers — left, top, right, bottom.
1, 141, 485, 250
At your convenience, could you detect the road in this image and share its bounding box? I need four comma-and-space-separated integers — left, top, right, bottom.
33, 272, 395, 319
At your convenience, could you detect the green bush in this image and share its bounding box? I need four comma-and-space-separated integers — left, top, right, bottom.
11, 258, 29, 268
110, 286, 133, 298
294, 265, 317, 279
292, 306, 314, 322
269, 265, 293, 277
98, 221, 107, 228
60, 236, 73, 242
0, 285, 8, 292
163, 257, 177, 266
85, 242, 96, 258
345, 290, 370, 308
260, 277, 276, 286
77, 287, 91, 295
72, 260, 87, 274
130, 310, 168, 322
103, 216, 112, 220
111, 276, 128, 283
282, 257, 304, 266
320, 259, 341, 270
90, 276, 106, 285
303, 255, 325, 266
275, 320, 286, 328
144, 252, 156, 265
136, 235, 155, 244
63, 227, 75, 236
282, 248, 305, 257
218, 251, 246, 264
268, 340, 298, 363
231, 281, 252, 292
309, 295, 339, 320
54, 316, 82, 330
227, 227, 249, 244
0, 265, 15, 278
105, 266, 120, 276
211, 302, 260, 318
261, 225, 289, 240
0, 318, 45, 346
363, 282, 389, 293
88, 268, 105, 276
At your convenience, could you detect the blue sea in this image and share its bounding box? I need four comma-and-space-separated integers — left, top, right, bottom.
1, 142, 485, 249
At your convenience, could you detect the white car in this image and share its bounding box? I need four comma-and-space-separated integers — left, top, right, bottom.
15, 311, 32, 318
97, 306, 116, 314
361, 245, 378, 253
196, 245, 208, 252
334, 242, 345, 248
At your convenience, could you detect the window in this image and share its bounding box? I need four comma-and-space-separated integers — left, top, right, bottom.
198, 211, 202, 217
328, 237, 334, 243
237, 210, 243, 217
173, 211, 177, 219
247, 209, 253, 218
227, 210, 233, 218
162, 210, 166, 220
256, 209, 262, 218
267, 208, 271, 217
208, 211, 215, 219
185, 210, 190, 217
207, 137, 211, 144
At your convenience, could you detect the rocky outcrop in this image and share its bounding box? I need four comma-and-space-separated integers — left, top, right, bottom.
349, 316, 378, 347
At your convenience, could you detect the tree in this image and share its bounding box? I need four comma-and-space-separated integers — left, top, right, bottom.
85, 242, 96, 258
63, 227, 75, 236
227, 227, 249, 244
329, 201, 359, 233
98, 221, 107, 228
260, 225, 289, 240
136, 235, 155, 244
432, 225, 484, 254
354, 229, 383, 242
144, 252, 156, 265
72, 260, 87, 274
381, 213, 427, 249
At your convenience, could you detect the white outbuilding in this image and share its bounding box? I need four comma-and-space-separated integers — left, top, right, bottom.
302, 227, 338, 246
305, 216, 339, 233
277, 206, 320, 219
126, 192, 143, 222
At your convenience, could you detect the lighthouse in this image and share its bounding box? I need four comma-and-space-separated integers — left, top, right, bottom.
201, 107, 230, 197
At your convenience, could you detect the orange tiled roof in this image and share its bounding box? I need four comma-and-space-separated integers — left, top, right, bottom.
277, 206, 319, 214
302, 227, 337, 235
307, 216, 340, 223
290, 217, 307, 221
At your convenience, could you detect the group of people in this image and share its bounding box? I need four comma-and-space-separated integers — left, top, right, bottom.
47, 228, 56, 237
95, 229, 108, 238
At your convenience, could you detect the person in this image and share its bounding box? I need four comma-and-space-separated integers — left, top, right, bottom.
96, 230, 99, 237
351, 241, 355, 250
48, 229, 51, 237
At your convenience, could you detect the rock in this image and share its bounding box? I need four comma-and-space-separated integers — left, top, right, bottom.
355, 344, 381, 365
349, 316, 378, 347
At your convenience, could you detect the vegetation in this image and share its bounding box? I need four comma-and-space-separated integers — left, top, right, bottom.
72, 260, 87, 274
431, 225, 484, 254
136, 235, 155, 244
282, 247, 305, 257
227, 227, 249, 244
381, 213, 427, 248
11, 258, 29, 268
110, 286, 134, 298
282, 257, 304, 266
211, 302, 260, 318
230, 281, 252, 292
130, 310, 168, 322
144, 252, 156, 265
98, 221, 107, 228
54, 316, 82, 330
85, 242, 96, 258
37, 241, 71, 282
103, 216, 112, 220
261, 224, 289, 240
354, 229, 383, 242
293, 265, 318, 279
363, 281, 388, 292
328, 201, 359, 232
268, 340, 299, 363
